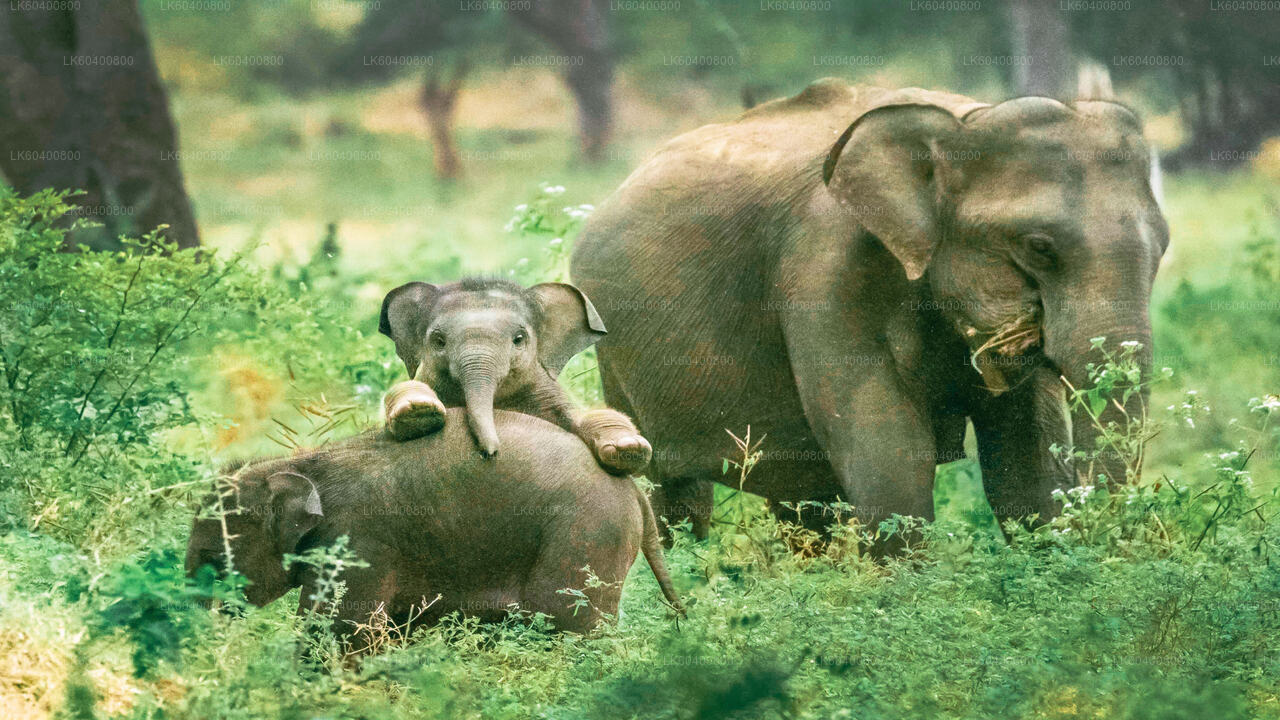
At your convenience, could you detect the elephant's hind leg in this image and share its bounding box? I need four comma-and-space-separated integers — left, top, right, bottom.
597, 352, 711, 543
520, 512, 639, 633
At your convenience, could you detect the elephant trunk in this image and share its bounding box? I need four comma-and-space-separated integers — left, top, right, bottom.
453, 347, 507, 457
1056, 322, 1153, 487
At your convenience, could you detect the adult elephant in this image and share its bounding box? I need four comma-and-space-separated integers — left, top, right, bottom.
571, 80, 1168, 544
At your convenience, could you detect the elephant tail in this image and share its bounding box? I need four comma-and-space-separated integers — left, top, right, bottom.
638, 489, 685, 616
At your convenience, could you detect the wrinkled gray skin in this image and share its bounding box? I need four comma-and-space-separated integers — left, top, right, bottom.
185, 409, 682, 650
571, 80, 1168, 548
379, 278, 651, 475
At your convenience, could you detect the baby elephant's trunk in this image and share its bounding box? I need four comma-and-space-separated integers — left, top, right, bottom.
454, 348, 505, 457
463, 382, 501, 456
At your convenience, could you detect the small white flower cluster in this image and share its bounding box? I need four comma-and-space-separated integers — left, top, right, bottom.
542, 185, 566, 196
1051, 484, 1096, 510
1168, 389, 1208, 428
563, 203, 594, 221
504, 204, 532, 233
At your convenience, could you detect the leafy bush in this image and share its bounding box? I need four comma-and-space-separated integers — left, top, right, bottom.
88, 550, 243, 678
0, 189, 397, 552
0, 190, 243, 459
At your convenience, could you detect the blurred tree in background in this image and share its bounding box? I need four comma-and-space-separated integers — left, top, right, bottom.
0, 0, 199, 250
343, 1, 617, 172
342, 1, 502, 179
1006, 0, 1074, 98
139, 0, 346, 96
1070, 0, 1280, 168
509, 0, 616, 162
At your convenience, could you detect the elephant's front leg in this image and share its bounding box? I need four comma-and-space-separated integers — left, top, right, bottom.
383, 380, 447, 441
779, 253, 937, 553
573, 408, 653, 475
523, 382, 652, 475
796, 362, 938, 553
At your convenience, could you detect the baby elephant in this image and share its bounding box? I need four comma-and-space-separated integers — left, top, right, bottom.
378, 278, 650, 475
186, 409, 683, 648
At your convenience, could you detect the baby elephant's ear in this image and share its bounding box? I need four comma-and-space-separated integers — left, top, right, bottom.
267, 471, 324, 556
379, 282, 440, 341
530, 282, 608, 377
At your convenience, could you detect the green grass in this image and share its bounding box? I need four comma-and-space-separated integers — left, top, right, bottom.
170, 83, 661, 281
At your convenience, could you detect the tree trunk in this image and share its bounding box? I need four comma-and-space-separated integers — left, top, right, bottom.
1165, 59, 1279, 170
1006, 0, 1075, 99
509, 0, 614, 162
0, 0, 199, 250
420, 62, 468, 181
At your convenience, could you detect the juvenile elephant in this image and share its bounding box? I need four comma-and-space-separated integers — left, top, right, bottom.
378, 278, 651, 475
185, 409, 682, 647
571, 80, 1168, 543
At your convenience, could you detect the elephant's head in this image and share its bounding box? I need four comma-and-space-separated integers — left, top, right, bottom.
185, 464, 324, 607
824, 97, 1168, 484
379, 278, 606, 455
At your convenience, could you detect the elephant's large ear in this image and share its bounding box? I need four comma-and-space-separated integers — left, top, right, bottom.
267, 471, 323, 555
530, 282, 608, 376
823, 103, 961, 281
379, 281, 440, 341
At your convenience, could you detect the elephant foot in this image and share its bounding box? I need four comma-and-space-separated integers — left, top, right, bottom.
385, 383, 446, 441
594, 433, 652, 475
575, 408, 652, 475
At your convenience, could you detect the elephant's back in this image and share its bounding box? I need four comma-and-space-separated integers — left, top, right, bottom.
572, 80, 983, 318
308, 409, 615, 501
285, 411, 642, 619
299, 410, 636, 550
586, 81, 982, 221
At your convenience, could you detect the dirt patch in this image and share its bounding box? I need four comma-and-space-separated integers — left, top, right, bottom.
360, 68, 728, 140
0, 617, 144, 720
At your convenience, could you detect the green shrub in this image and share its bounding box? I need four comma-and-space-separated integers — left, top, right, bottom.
89, 549, 243, 678
0, 188, 397, 552
0, 189, 240, 459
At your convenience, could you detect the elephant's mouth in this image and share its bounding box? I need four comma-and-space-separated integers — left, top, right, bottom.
961, 303, 1043, 396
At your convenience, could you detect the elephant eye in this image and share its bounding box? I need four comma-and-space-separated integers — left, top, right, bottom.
513, 330, 527, 346
1024, 233, 1057, 267
429, 331, 446, 350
